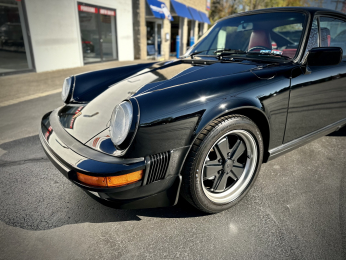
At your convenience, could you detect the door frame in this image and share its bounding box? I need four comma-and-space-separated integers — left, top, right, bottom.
146, 18, 163, 58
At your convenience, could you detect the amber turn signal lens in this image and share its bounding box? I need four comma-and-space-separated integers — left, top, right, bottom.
76, 170, 143, 187
106, 170, 143, 187
76, 173, 107, 187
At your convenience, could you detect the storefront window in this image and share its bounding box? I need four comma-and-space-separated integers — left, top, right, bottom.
147, 21, 155, 56
0, 0, 33, 74
78, 3, 118, 64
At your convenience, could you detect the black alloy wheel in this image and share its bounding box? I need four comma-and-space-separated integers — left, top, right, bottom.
181, 115, 264, 213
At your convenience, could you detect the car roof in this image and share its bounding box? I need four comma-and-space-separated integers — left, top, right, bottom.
218, 7, 346, 23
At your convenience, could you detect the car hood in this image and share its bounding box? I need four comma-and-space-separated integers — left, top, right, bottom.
59, 60, 261, 144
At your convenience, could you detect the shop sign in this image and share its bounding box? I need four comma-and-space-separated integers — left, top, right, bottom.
100, 8, 115, 16
206, 0, 210, 11
78, 5, 98, 14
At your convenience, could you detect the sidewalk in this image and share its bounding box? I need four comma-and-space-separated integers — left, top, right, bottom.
0, 60, 151, 107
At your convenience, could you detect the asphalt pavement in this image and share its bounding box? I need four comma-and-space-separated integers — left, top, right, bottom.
0, 92, 345, 260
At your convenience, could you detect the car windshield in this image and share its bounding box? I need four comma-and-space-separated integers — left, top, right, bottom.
185, 12, 307, 60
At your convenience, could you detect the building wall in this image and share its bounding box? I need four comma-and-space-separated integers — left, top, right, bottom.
182, 0, 208, 11
25, 0, 134, 73
161, 0, 171, 61
132, 0, 147, 60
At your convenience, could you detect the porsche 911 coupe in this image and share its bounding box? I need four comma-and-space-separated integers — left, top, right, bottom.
40, 7, 346, 213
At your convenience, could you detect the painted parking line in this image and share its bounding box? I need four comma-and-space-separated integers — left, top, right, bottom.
0, 89, 61, 107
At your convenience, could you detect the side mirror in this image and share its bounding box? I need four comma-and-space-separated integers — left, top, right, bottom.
301, 47, 342, 75
304, 47, 343, 66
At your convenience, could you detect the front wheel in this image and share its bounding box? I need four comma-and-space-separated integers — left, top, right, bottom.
181, 115, 264, 213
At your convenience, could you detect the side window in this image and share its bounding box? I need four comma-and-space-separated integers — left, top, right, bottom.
319, 16, 346, 56
305, 18, 319, 54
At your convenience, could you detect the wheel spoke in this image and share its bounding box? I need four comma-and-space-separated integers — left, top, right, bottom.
231, 162, 245, 179
231, 139, 246, 160
213, 147, 223, 161
204, 163, 222, 180
215, 137, 230, 159
214, 173, 228, 192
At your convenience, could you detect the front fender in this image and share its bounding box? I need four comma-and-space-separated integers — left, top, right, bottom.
194, 97, 267, 136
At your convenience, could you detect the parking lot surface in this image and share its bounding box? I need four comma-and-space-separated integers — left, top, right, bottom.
0, 93, 345, 260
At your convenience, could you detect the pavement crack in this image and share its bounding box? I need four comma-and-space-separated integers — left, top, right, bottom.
0, 157, 49, 167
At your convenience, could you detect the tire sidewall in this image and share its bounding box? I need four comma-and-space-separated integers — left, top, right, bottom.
190, 116, 264, 213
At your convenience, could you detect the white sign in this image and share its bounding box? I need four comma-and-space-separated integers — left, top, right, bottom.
100, 8, 115, 16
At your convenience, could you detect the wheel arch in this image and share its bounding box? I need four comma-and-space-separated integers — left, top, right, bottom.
218, 107, 270, 163
193, 102, 271, 163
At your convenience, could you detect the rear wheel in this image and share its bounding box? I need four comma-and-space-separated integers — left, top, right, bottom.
181, 115, 263, 213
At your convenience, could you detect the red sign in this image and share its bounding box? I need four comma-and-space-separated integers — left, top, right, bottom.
78, 5, 98, 14
100, 8, 115, 16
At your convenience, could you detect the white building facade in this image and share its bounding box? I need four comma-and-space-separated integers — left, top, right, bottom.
0, 0, 134, 75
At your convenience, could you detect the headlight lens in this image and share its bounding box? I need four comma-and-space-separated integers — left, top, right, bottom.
110, 101, 133, 146
61, 77, 72, 103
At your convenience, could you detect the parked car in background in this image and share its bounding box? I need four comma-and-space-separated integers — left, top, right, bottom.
40, 7, 346, 213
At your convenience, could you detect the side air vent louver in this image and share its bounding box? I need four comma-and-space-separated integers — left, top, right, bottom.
146, 151, 171, 185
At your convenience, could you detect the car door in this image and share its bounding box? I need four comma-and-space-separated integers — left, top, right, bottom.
283, 16, 346, 143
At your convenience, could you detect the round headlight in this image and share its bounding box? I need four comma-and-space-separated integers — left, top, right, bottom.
110, 101, 133, 146
61, 77, 72, 103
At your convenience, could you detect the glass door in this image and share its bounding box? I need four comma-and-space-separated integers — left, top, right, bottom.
157, 23, 162, 57
78, 3, 118, 64
146, 20, 162, 58
146, 21, 155, 57
78, 5, 101, 63
99, 8, 117, 60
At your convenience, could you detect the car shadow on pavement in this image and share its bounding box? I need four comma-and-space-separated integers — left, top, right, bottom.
0, 135, 205, 231
327, 125, 346, 136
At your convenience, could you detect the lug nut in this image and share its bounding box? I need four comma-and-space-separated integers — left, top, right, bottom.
218, 159, 223, 163
227, 152, 231, 158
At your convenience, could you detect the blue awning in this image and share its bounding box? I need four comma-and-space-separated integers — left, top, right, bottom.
188, 7, 203, 22
170, 0, 192, 19
199, 11, 211, 24
146, 0, 173, 21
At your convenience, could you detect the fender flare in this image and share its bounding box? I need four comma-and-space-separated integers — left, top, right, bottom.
194, 97, 270, 139
177, 98, 271, 178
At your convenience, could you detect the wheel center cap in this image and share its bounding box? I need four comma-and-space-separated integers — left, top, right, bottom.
224, 159, 233, 170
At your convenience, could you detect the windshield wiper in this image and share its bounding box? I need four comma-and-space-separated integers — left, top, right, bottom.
188, 48, 247, 59
215, 49, 247, 59
189, 50, 208, 59
214, 49, 246, 54
188, 48, 243, 59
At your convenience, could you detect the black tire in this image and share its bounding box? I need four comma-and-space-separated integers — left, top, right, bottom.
181, 115, 264, 213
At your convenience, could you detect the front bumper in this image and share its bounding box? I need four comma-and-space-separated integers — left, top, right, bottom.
40, 110, 189, 209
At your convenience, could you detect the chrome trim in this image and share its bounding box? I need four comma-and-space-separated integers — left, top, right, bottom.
49, 108, 144, 164
111, 98, 141, 157
269, 118, 346, 160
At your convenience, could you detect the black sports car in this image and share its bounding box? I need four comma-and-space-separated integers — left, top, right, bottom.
40, 7, 346, 213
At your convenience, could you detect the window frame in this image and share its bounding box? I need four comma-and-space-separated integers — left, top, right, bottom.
187, 10, 310, 62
